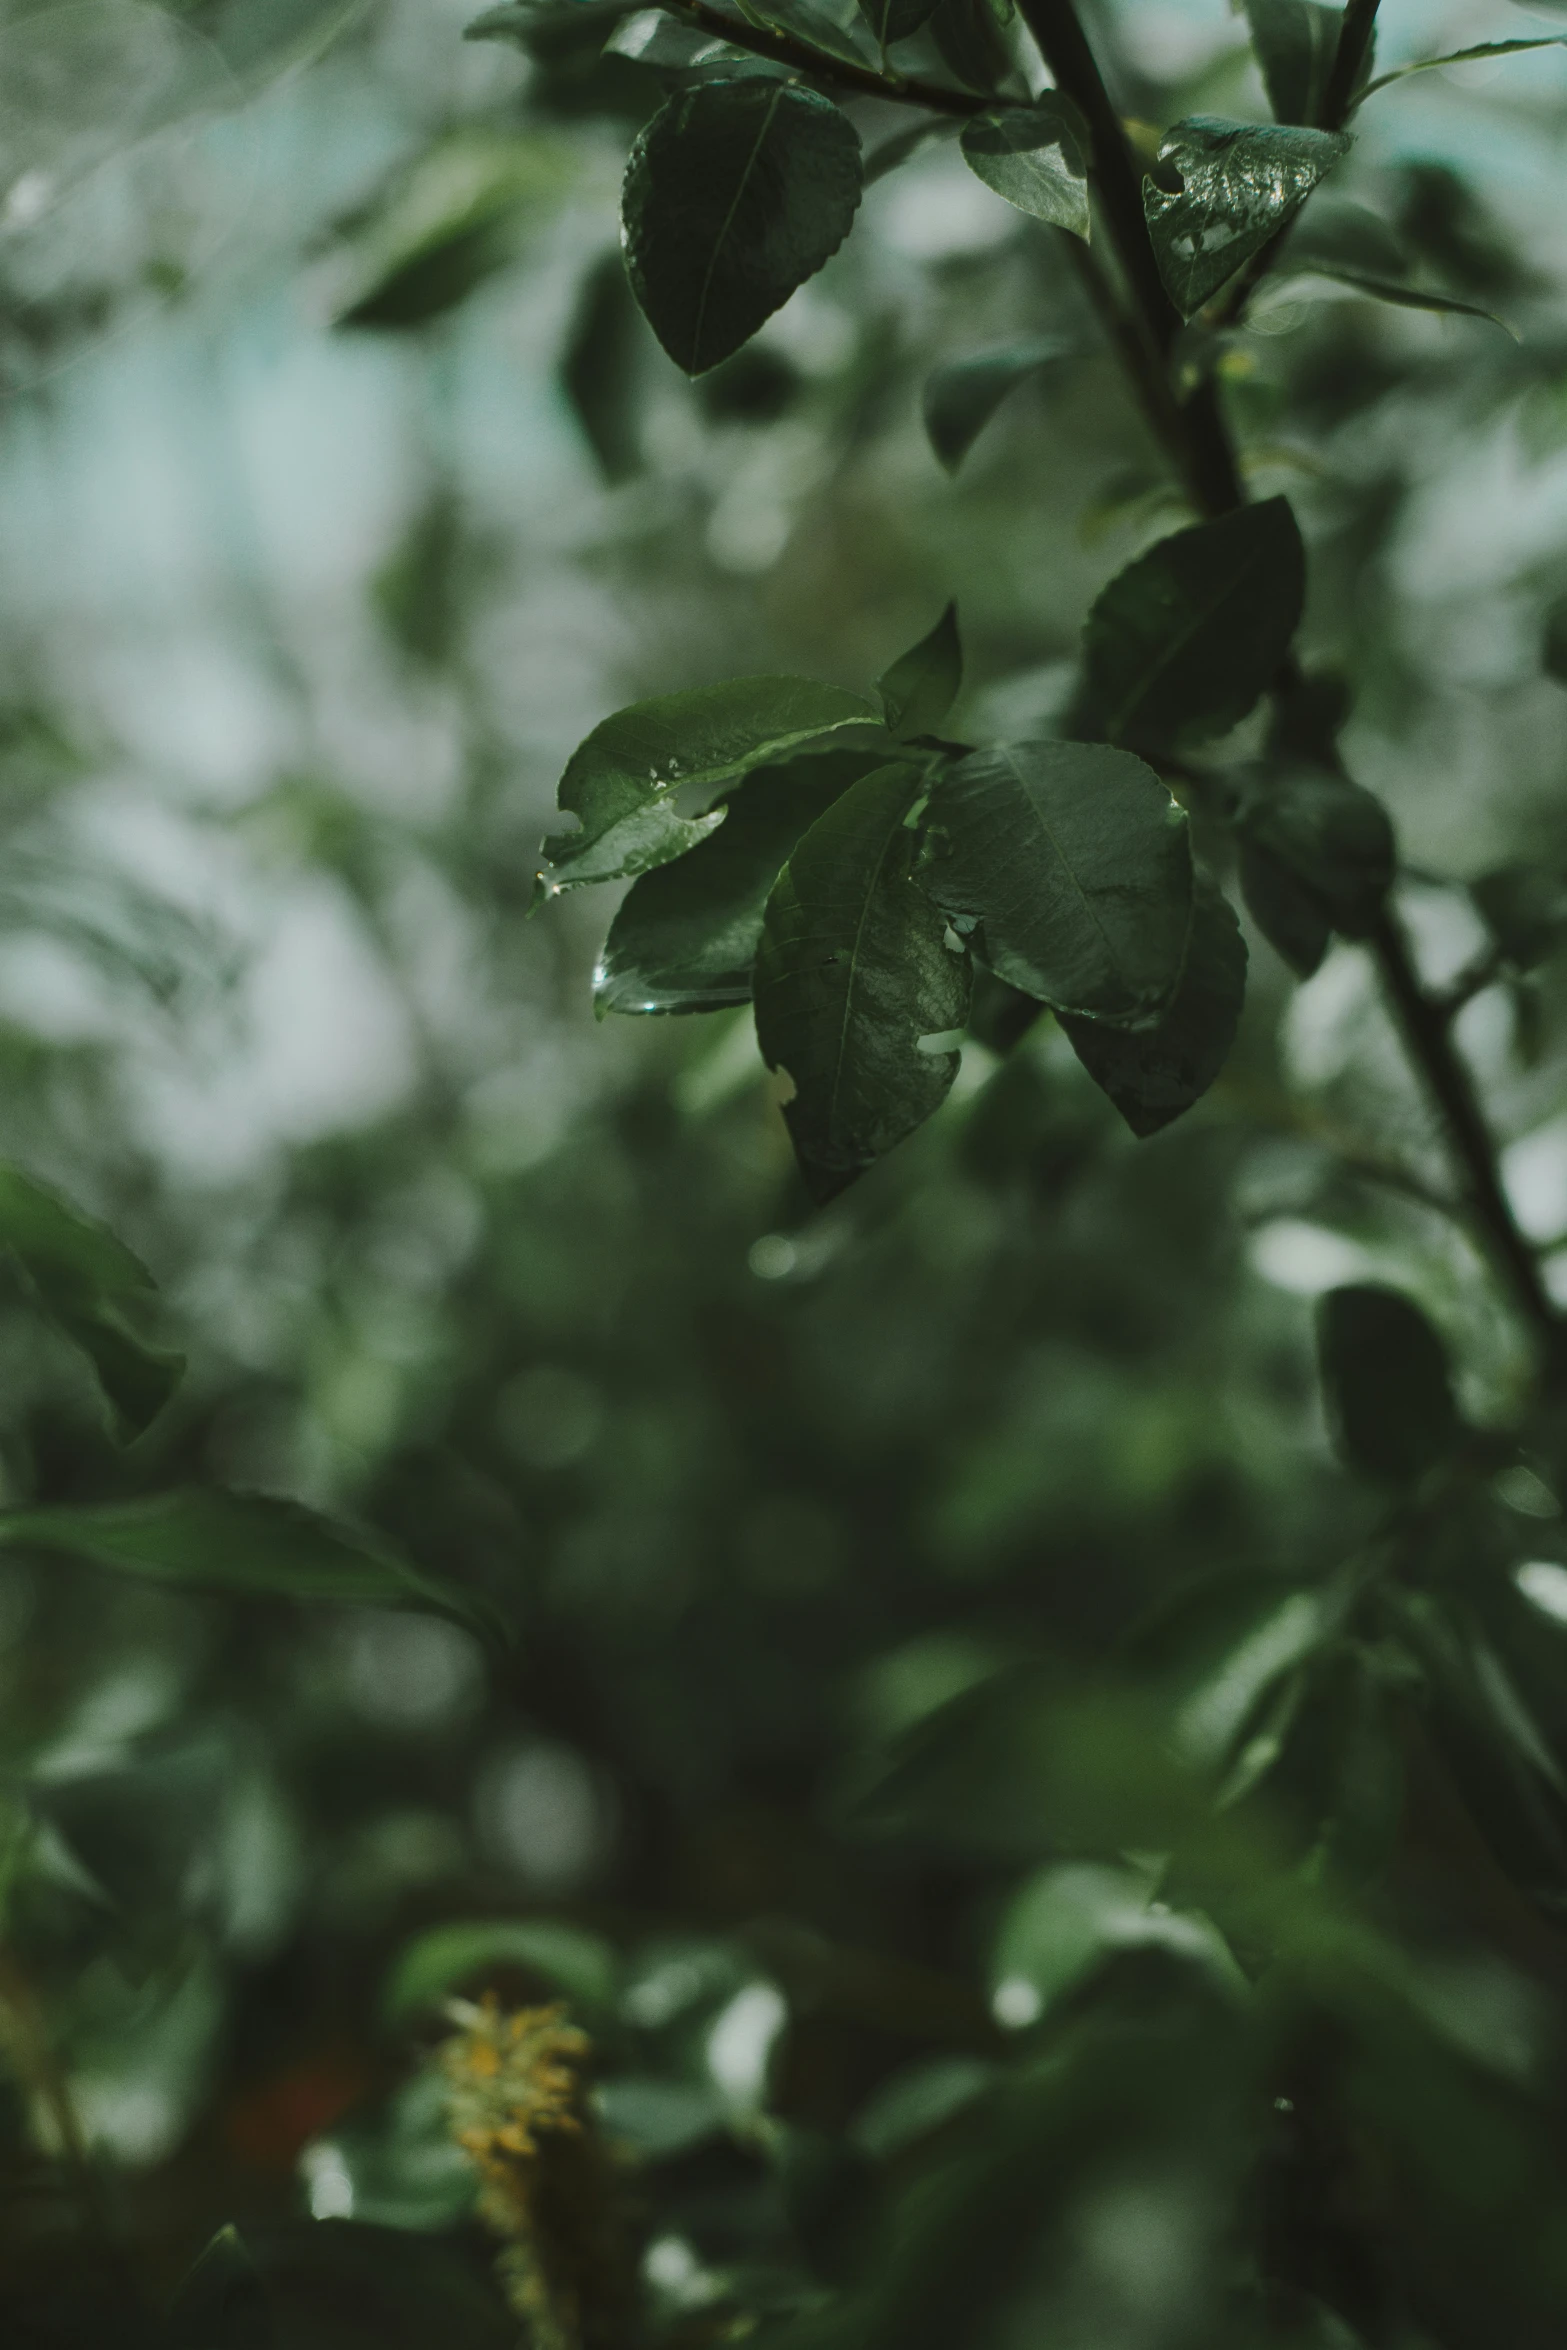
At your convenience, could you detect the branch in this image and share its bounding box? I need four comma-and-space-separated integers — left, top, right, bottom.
1321, 0, 1382, 132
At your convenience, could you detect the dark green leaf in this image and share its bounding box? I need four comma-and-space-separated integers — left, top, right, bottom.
1080, 498, 1306, 753
595, 749, 871, 1013
382, 1919, 618, 2024
928, 0, 1015, 95
1145, 116, 1351, 319
168, 2226, 272, 2350
1058, 875, 1246, 1136
1233, 765, 1394, 943
1276, 264, 1514, 333
0, 1164, 183, 1438
1544, 590, 1567, 684
562, 249, 644, 483
1239, 0, 1342, 125
865, 116, 962, 184
1238, 840, 1332, 975
334, 135, 563, 330
742, 0, 878, 71
1359, 38, 1567, 104
605, 12, 755, 68
622, 81, 862, 376
535, 676, 884, 900
857, 0, 938, 48
754, 762, 970, 1198
921, 337, 1077, 474
1471, 863, 1567, 968
918, 740, 1193, 1024
0, 1489, 491, 1629
1316, 1285, 1462, 1484
959, 98, 1090, 238
877, 605, 962, 740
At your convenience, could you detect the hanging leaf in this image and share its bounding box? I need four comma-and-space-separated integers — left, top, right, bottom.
534, 677, 884, 901
1316, 1286, 1463, 1484
928, 0, 1016, 94
1144, 116, 1351, 319
754, 763, 970, 1198
1058, 876, 1247, 1136
1239, 0, 1343, 125
594, 749, 872, 1013
334, 134, 565, 330
1238, 842, 1331, 976
1233, 765, 1394, 949
959, 97, 1090, 239
0, 1165, 183, 1439
0, 1489, 492, 1631
1080, 498, 1306, 753
877, 605, 963, 740
622, 81, 862, 376
917, 740, 1193, 1025
921, 337, 1078, 474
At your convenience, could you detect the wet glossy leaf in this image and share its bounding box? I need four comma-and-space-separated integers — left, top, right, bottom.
595, 751, 871, 1013
1317, 1286, 1462, 1483
1081, 498, 1306, 753
1145, 116, 1350, 318
1240, 0, 1342, 125
959, 97, 1090, 238
1234, 765, 1394, 945
1058, 875, 1246, 1135
918, 740, 1193, 1024
877, 604, 962, 740
754, 762, 970, 1199
921, 337, 1077, 473
622, 81, 861, 376
535, 677, 883, 900
0, 1489, 490, 1629
0, 1164, 182, 1438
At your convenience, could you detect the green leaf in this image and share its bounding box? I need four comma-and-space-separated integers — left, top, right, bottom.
1544, 589, 1567, 684
0, 1165, 183, 1439
1238, 840, 1331, 976
1471, 863, 1567, 968
1144, 117, 1351, 319
864, 116, 962, 184
622, 81, 862, 376
383, 1919, 618, 2025
857, 0, 937, 47
928, 0, 1015, 94
1316, 1286, 1463, 1484
562, 249, 645, 484
754, 762, 970, 1198
334, 134, 565, 331
1239, 0, 1343, 125
1080, 498, 1306, 753
959, 98, 1090, 239
741, 0, 878, 72
168, 2226, 272, 2350
0, 1490, 490, 1630
918, 740, 1193, 1025
594, 749, 872, 1013
921, 337, 1077, 474
1279, 199, 1410, 281
877, 605, 962, 740
992, 1861, 1242, 2021
1058, 875, 1246, 1136
1233, 765, 1394, 945
1273, 264, 1514, 333
1359, 37, 1567, 104
535, 677, 884, 901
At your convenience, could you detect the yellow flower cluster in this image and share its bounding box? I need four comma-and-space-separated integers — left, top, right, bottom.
439, 1996, 590, 2173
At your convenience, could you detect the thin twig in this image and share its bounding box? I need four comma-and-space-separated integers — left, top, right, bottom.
1320, 0, 1382, 132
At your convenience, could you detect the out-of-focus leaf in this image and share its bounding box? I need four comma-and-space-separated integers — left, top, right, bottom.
596, 750, 871, 1014
245, 2222, 513, 2350
959, 98, 1090, 238
382, 1919, 618, 2024
921, 337, 1077, 473
595, 2076, 727, 2157
991, 1861, 1242, 2024
1145, 117, 1351, 318
334, 134, 565, 330
1233, 764, 1394, 954
919, 740, 1192, 1024
877, 605, 962, 740
534, 677, 884, 900
1240, 0, 1343, 125
864, 116, 962, 183
1543, 590, 1567, 684
622, 82, 861, 375
1316, 1286, 1462, 1484
1080, 498, 1306, 752
928, 0, 1016, 94
850, 2056, 997, 2159
0, 1490, 489, 1629
301, 2074, 476, 2234
561, 250, 644, 483
858, 0, 938, 48
1058, 875, 1246, 1136
1471, 863, 1567, 967
1359, 37, 1567, 104
168, 2225, 272, 2350
753, 761, 970, 1199
1279, 198, 1410, 280
1273, 264, 1514, 332
0, 1164, 182, 1438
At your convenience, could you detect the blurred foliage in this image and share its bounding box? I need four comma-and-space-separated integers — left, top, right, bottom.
0, 2, 1565, 2349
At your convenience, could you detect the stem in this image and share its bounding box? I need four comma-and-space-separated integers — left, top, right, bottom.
1320, 0, 1381, 131
1018, 0, 1563, 1362
669, 0, 1014, 115
0, 1942, 103, 2228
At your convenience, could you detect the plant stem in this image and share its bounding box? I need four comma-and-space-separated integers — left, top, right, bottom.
0, 1942, 104, 2229
1021, 0, 1563, 1362
1320, 0, 1381, 131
